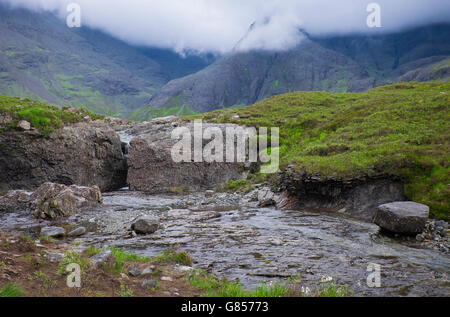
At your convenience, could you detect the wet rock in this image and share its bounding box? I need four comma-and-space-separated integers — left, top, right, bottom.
142, 279, 157, 289
257, 187, 277, 207
205, 190, 215, 198
161, 276, 173, 282
68, 227, 87, 237
374, 202, 429, 235
90, 250, 115, 269
415, 220, 449, 253
131, 216, 160, 235
40, 226, 66, 238
0, 121, 127, 192
31, 183, 102, 219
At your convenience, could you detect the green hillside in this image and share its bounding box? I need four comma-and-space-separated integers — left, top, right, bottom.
195, 81, 450, 219
0, 95, 103, 136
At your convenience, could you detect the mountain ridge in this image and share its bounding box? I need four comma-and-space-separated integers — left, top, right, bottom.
145, 23, 450, 116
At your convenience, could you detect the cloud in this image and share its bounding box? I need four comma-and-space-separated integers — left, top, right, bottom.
2, 0, 450, 54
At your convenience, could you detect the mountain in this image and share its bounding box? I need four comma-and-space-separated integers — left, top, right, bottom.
147, 24, 450, 114
0, 3, 213, 117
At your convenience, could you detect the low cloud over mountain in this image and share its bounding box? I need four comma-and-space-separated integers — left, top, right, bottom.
2, 0, 450, 54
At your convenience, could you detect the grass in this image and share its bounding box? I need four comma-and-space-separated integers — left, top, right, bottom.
188, 270, 296, 297
30, 271, 57, 290
58, 250, 90, 275
85, 246, 101, 257
0, 95, 104, 137
218, 179, 255, 193
151, 250, 193, 266
119, 284, 134, 297
192, 81, 450, 220
0, 284, 24, 297
108, 247, 191, 274
316, 282, 354, 297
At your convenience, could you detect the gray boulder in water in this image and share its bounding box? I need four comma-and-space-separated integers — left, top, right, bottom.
131, 215, 160, 235
373, 201, 430, 235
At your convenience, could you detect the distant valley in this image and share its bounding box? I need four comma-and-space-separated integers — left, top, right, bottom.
0, 4, 449, 120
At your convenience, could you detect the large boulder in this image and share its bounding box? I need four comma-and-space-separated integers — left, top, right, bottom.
0, 182, 102, 218
126, 119, 245, 193
373, 202, 430, 235
0, 121, 127, 192
31, 182, 102, 219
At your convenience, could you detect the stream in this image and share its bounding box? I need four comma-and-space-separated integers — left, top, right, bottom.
3, 190, 448, 296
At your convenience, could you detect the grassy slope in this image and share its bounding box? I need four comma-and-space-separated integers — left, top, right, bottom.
0, 95, 103, 136
195, 81, 450, 219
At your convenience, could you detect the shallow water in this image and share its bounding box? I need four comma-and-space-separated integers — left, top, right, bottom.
1, 190, 449, 296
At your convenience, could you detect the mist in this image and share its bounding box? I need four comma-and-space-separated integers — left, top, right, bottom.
2, 0, 450, 54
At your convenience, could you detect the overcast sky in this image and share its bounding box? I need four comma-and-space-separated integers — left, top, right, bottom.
2, 0, 450, 54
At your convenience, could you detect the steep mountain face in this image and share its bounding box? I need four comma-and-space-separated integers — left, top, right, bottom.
0, 4, 212, 117
148, 39, 374, 113
315, 24, 450, 84
148, 24, 450, 113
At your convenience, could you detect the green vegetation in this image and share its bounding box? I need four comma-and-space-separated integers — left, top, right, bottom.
189, 270, 297, 297
151, 250, 193, 266
108, 247, 192, 274
58, 250, 90, 275
169, 186, 191, 195
85, 246, 101, 257
0, 283, 24, 297
317, 282, 354, 297
218, 179, 255, 193
193, 82, 450, 219
30, 271, 57, 290
119, 284, 134, 297
0, 95, 103, 136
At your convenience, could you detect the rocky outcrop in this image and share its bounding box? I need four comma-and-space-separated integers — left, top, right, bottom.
0, 190, 32, 213
0, 182, 102, 219
277, 167, 405, 220
125, 118, 245, 193
0, 121, 127, 192
373, 202, 429, 235
31, 182, 102, 219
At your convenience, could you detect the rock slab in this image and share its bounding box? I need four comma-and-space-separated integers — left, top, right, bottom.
373, 201, 430, 234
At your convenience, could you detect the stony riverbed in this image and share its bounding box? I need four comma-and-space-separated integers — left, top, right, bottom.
1, 189, 449, 297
